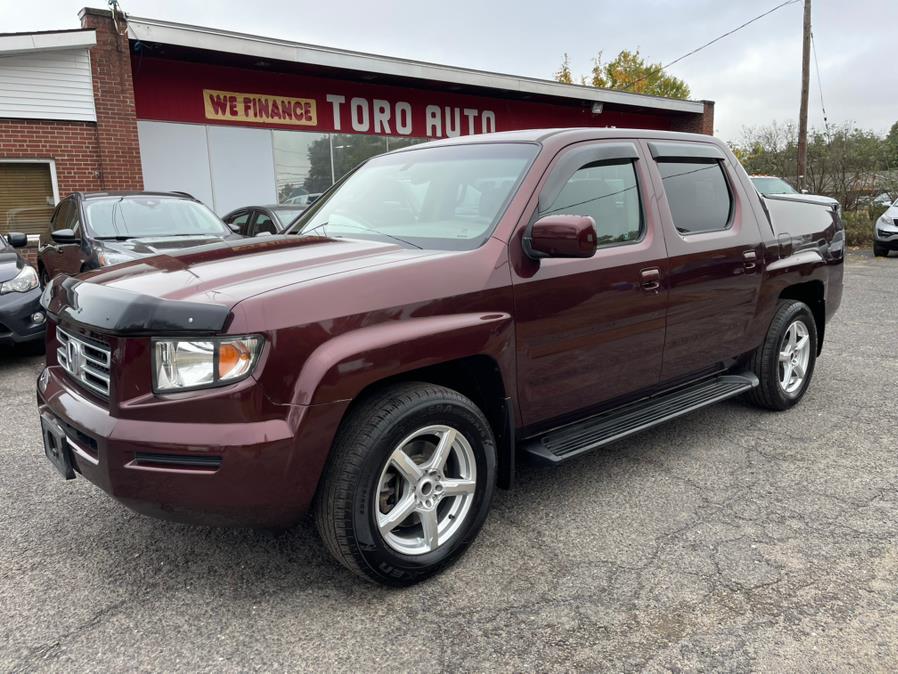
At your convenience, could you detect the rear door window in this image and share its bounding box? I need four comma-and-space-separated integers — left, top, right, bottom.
252, 212, 277, 236
226, 210, 251, 236
657, 160, 733, 234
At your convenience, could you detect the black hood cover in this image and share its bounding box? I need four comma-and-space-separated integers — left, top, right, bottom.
42, 274, 231, 336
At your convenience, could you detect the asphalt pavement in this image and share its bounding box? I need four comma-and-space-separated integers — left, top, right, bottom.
2, 251, 897, 672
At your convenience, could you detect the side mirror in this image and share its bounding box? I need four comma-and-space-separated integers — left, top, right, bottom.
50, 228, 79, 245
5, 232, 27, 248
524, 215, 598, 259
226, 222, 241, 234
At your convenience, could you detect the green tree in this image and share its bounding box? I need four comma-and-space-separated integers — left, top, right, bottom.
734, 121, 894, 210
554, 49, 691, 99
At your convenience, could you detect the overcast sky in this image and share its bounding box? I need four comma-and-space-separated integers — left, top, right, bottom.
3, 0, 896, 141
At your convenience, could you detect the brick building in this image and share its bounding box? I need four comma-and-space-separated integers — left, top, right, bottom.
1, 7, 714, 260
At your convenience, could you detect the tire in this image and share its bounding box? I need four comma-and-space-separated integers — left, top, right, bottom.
314, 382, 497, 586
873, 243, 888, 258
746, 299, 818, 411
39, 266, 50, 288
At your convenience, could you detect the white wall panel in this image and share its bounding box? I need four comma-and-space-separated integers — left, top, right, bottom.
0, 49, 96, 122
137, 121, 214, 209
206, 125, 277, 215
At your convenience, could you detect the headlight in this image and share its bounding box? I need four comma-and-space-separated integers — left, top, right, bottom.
153, 336, 262, 392
0, 265, 38, 294
97, 250, 134, 266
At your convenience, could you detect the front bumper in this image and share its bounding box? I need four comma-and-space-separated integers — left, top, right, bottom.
36, 364, 349, 527
0, 287, 45, 345
875, 227, 898, 250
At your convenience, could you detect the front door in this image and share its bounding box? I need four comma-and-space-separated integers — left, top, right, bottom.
45, 198, 85, 278
512, 140, 670, 428
643, 140, 765, 383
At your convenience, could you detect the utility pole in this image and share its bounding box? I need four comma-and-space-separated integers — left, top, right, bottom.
797, 0, 811, 191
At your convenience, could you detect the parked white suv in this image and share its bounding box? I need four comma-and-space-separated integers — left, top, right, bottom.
874, 199, 898, 257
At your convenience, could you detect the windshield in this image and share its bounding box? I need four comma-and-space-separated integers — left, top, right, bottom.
751, 177, 798, 195
289, 143, 538, 250
86, 197, 229, 239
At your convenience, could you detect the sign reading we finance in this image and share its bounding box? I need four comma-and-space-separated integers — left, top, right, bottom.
203, 89, 317, 126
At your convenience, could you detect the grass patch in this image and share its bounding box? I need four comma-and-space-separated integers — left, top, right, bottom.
842, 207, 879, 247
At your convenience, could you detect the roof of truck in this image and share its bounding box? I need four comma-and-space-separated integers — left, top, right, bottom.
394, 127, 725, 151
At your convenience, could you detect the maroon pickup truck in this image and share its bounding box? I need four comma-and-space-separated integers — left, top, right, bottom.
36, 129, 843, 585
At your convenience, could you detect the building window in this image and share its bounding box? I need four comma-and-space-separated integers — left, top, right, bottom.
0, 160, 58, 237
657, 160, 733, 234
273, 130, 428, 205
273, 130, 331, 203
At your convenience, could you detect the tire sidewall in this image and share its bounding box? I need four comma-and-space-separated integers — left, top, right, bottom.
350, 396, 496, 585
769, 303, 818, 407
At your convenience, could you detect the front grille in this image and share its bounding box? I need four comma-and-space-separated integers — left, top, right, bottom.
57, 328, 111, 397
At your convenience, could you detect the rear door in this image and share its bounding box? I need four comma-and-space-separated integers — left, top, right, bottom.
644, 140, 764, 383
512, 140, 670, 427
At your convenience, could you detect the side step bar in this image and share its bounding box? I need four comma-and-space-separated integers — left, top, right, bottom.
521, 373, 759, 465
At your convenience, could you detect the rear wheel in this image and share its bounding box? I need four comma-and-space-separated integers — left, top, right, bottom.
746, 300, 818, 411
314, 382, 496, 586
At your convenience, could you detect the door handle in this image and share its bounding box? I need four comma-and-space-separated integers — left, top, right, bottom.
640, 267, 661, 292
743, 250, 757, 271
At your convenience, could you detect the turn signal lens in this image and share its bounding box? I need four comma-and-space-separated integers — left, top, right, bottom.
217, 339, 256, 381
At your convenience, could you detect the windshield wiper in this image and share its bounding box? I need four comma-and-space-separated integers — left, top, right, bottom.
298, 221, 422, 250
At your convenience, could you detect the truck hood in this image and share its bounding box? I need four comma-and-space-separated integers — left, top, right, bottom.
77, 234, 435, 309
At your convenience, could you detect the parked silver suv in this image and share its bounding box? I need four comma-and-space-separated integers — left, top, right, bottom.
874, 198, 898, 257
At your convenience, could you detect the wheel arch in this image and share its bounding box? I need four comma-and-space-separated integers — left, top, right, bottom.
778, 280, 825, 354
341, 355, 515, 490
290, 313, 518, 491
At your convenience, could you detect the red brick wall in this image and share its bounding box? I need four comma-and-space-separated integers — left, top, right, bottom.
0, 119, 102, 195
80, 8, 143, 190
670, 101, 716, 136
0, 119, 103, 265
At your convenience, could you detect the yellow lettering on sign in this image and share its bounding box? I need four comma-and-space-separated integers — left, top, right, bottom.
203, 89, 317, 126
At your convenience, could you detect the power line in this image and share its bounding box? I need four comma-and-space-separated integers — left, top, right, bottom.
621, 0, 802, 92
811, 31, 831, 140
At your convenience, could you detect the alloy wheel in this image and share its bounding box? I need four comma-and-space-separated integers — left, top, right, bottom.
778, 319, 811, 395
375, 424, 477, 556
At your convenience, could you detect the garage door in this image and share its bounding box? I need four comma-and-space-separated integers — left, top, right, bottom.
0, 162, 57, 237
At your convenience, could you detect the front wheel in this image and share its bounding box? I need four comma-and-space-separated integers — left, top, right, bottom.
873, 243, 888, 258
314, 382, 496, 586
746, 299, 818, 411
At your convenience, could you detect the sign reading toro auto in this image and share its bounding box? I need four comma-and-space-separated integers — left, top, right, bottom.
201, 88, 496, 137
133, 58, 672, 138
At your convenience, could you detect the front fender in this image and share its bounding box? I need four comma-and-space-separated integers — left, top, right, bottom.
291, 312, 515, 406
